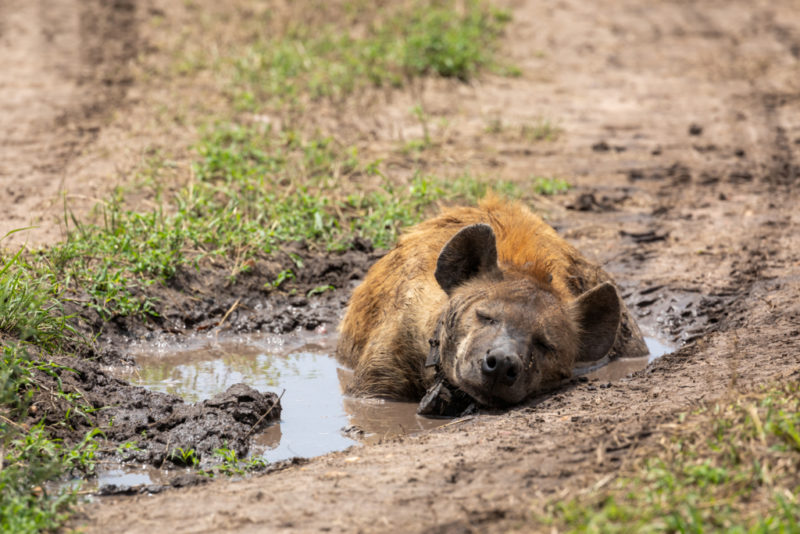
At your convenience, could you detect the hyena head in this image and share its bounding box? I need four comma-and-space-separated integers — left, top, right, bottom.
432, 224, 621, 407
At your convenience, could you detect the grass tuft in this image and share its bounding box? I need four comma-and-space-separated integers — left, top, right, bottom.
1, 344, 102, 533
0, 243, 76, 350
230, 0, 513, 109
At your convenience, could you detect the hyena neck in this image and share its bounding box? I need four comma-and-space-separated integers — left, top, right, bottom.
424, 314, 445, 368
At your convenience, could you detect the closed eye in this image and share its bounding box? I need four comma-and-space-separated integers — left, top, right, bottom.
533, 338, 554, 353
475, 310, 497, 325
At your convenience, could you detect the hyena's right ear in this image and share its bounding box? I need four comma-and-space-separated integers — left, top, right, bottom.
435, 224, 502, 295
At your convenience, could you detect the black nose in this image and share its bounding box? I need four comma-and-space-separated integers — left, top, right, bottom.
481, 349, 521, 386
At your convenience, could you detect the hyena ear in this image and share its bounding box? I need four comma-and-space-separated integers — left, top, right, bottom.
435, 224, 501, 295
572, 282, 621, 363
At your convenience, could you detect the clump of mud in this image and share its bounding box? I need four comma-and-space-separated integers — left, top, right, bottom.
32, 358, 280, 467
106, 382, 281, 466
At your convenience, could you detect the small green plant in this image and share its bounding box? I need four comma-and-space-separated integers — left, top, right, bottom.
212, 447, 268, 476
0, 242, 77, 350
271, 269, 295, 289
531, 176, 570, 195
63, 428, 104, 475
170, 447, 199, 467
307, 285, 335, 297
1, 423, 78, 533
0, 344, 113, 533
115, 441, 143, 459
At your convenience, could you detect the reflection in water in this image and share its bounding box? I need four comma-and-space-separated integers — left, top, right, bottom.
96, 466, 173, 488
644, 336, 673, 362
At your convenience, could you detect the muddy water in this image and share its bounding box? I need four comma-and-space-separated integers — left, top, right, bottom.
119, 332, 672, 455
580, 336, 673, 382
118, 332, 446, 464
103, 331, 672, 491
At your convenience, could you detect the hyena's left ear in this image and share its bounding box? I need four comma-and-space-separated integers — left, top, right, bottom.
572, 282, 621, 363
435, 224, 502, 295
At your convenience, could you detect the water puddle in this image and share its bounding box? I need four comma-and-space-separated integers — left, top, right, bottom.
115, 332, 445, 463
578, 336, 673, 382
101, 331, 672, 491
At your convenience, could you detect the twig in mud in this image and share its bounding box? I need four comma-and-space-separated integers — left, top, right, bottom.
216, 298, 241, 332
245, 389, 285, 438
590, 473, 615, 492
438, 415, 476, 429
159, 436, 171, 469
0, 414, 27, 430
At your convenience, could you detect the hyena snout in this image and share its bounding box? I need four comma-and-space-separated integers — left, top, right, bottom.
481, 346, 522, 386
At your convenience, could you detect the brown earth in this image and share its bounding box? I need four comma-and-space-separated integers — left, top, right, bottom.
2, 0, 799, 532
0, 0, 138, 246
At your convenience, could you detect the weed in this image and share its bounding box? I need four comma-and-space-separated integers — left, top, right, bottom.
531, 176, 570, 195
538, 383, 800, 532
212, 447, 268, 476
115, 441, 142, 457
307, 285, 335, 297
170, 447, 200, 467
271, 269, 296, 289
63, 428, 104, 475
0, 344, 109, 533
1, 423, 77, 533
0, 243, 77, 350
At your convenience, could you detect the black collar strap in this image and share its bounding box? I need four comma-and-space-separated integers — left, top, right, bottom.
425, 316, 444, 368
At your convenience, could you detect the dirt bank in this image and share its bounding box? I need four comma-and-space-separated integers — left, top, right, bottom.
3, 0, 798, 531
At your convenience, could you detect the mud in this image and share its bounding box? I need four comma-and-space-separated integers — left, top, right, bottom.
31, 356, 279, 468
29, 244, 381, 481
1, 0, 799, 532
78, 241, 382, 348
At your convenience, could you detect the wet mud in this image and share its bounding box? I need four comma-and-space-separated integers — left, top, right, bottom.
119, 333, 448, 461
32, 356, 279, 468
31, 243, 384, 489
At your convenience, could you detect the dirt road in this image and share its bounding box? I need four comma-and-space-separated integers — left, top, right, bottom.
0, 0, 137, 246
3, 0, 798, 531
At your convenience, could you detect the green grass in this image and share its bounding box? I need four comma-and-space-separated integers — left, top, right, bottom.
531, 176, 570, 195
486, 117, 563, 142
230, 0, 513, 109
34, 122, 535, 319
0, 344, 102, 533
538, 383, 800, 533
209, 447, 268, 476
0, 240, 76, 350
